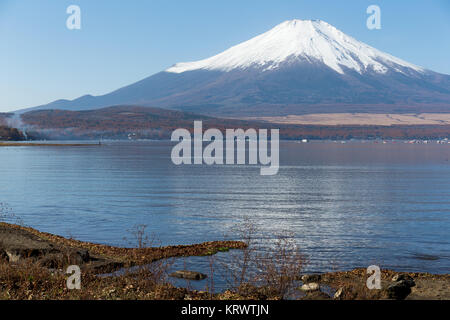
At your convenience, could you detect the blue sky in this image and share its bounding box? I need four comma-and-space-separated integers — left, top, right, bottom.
1, 0, 449, 112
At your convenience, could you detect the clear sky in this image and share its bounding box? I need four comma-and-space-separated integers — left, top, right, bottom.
1, 0, 449, 112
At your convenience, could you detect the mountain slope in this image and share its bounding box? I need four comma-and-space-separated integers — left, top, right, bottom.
22, 20, 450, 116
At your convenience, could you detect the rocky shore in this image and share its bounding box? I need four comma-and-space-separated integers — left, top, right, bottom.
0, 223, 245, 272
303, 269, 449, 300
0, 222, 448, 300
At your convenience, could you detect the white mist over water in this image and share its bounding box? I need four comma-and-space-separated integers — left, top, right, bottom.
5, 114, 28, 139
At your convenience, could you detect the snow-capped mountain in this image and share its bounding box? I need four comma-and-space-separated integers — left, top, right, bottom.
22, 20, 450, 116
166, 20, 423, 75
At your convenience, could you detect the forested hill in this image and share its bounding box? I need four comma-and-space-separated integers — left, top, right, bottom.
14, 105, 450, 141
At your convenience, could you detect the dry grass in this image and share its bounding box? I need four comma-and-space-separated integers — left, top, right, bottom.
0, 203, 24, 226
3, 221, 446, 300
0, 259, 195, 300
254, 235, 305, 299
248, 113, 450, 126
218, 218, 306, 300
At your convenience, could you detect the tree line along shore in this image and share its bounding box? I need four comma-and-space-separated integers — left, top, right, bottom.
2, 123, 450, 142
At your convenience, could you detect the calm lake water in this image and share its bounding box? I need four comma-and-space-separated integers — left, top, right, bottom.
0, 140, 449, 276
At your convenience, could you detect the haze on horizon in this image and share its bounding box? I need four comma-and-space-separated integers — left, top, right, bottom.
0, 0, 449, 112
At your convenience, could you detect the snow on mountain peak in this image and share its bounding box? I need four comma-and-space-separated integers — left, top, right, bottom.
166, 19, 424, 75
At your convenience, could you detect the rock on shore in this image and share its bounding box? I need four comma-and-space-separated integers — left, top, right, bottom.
321, 268, 449, 300
169, 270, 207, 281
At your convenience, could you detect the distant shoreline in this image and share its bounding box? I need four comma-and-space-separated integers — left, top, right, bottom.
1, 139, 449, 145
0, 142, 100, 147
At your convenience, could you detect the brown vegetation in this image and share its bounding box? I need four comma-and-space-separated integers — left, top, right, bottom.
0, 221, 306, 300
19, 106, 450, 140
0, 222, 246, 274
251, 113, 450, 126
0, 221, 448, 300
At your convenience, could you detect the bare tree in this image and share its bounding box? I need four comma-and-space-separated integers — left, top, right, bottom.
220, 217, 259, 291
254, 234, 306, 299
219, 218, 306, 299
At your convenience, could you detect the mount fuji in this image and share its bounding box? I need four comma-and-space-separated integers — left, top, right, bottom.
23, 19, 450, 116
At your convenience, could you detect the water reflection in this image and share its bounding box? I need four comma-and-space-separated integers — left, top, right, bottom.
0, 141, 449, 274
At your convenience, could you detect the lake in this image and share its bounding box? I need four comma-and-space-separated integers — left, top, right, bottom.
0, 140, 449, 276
